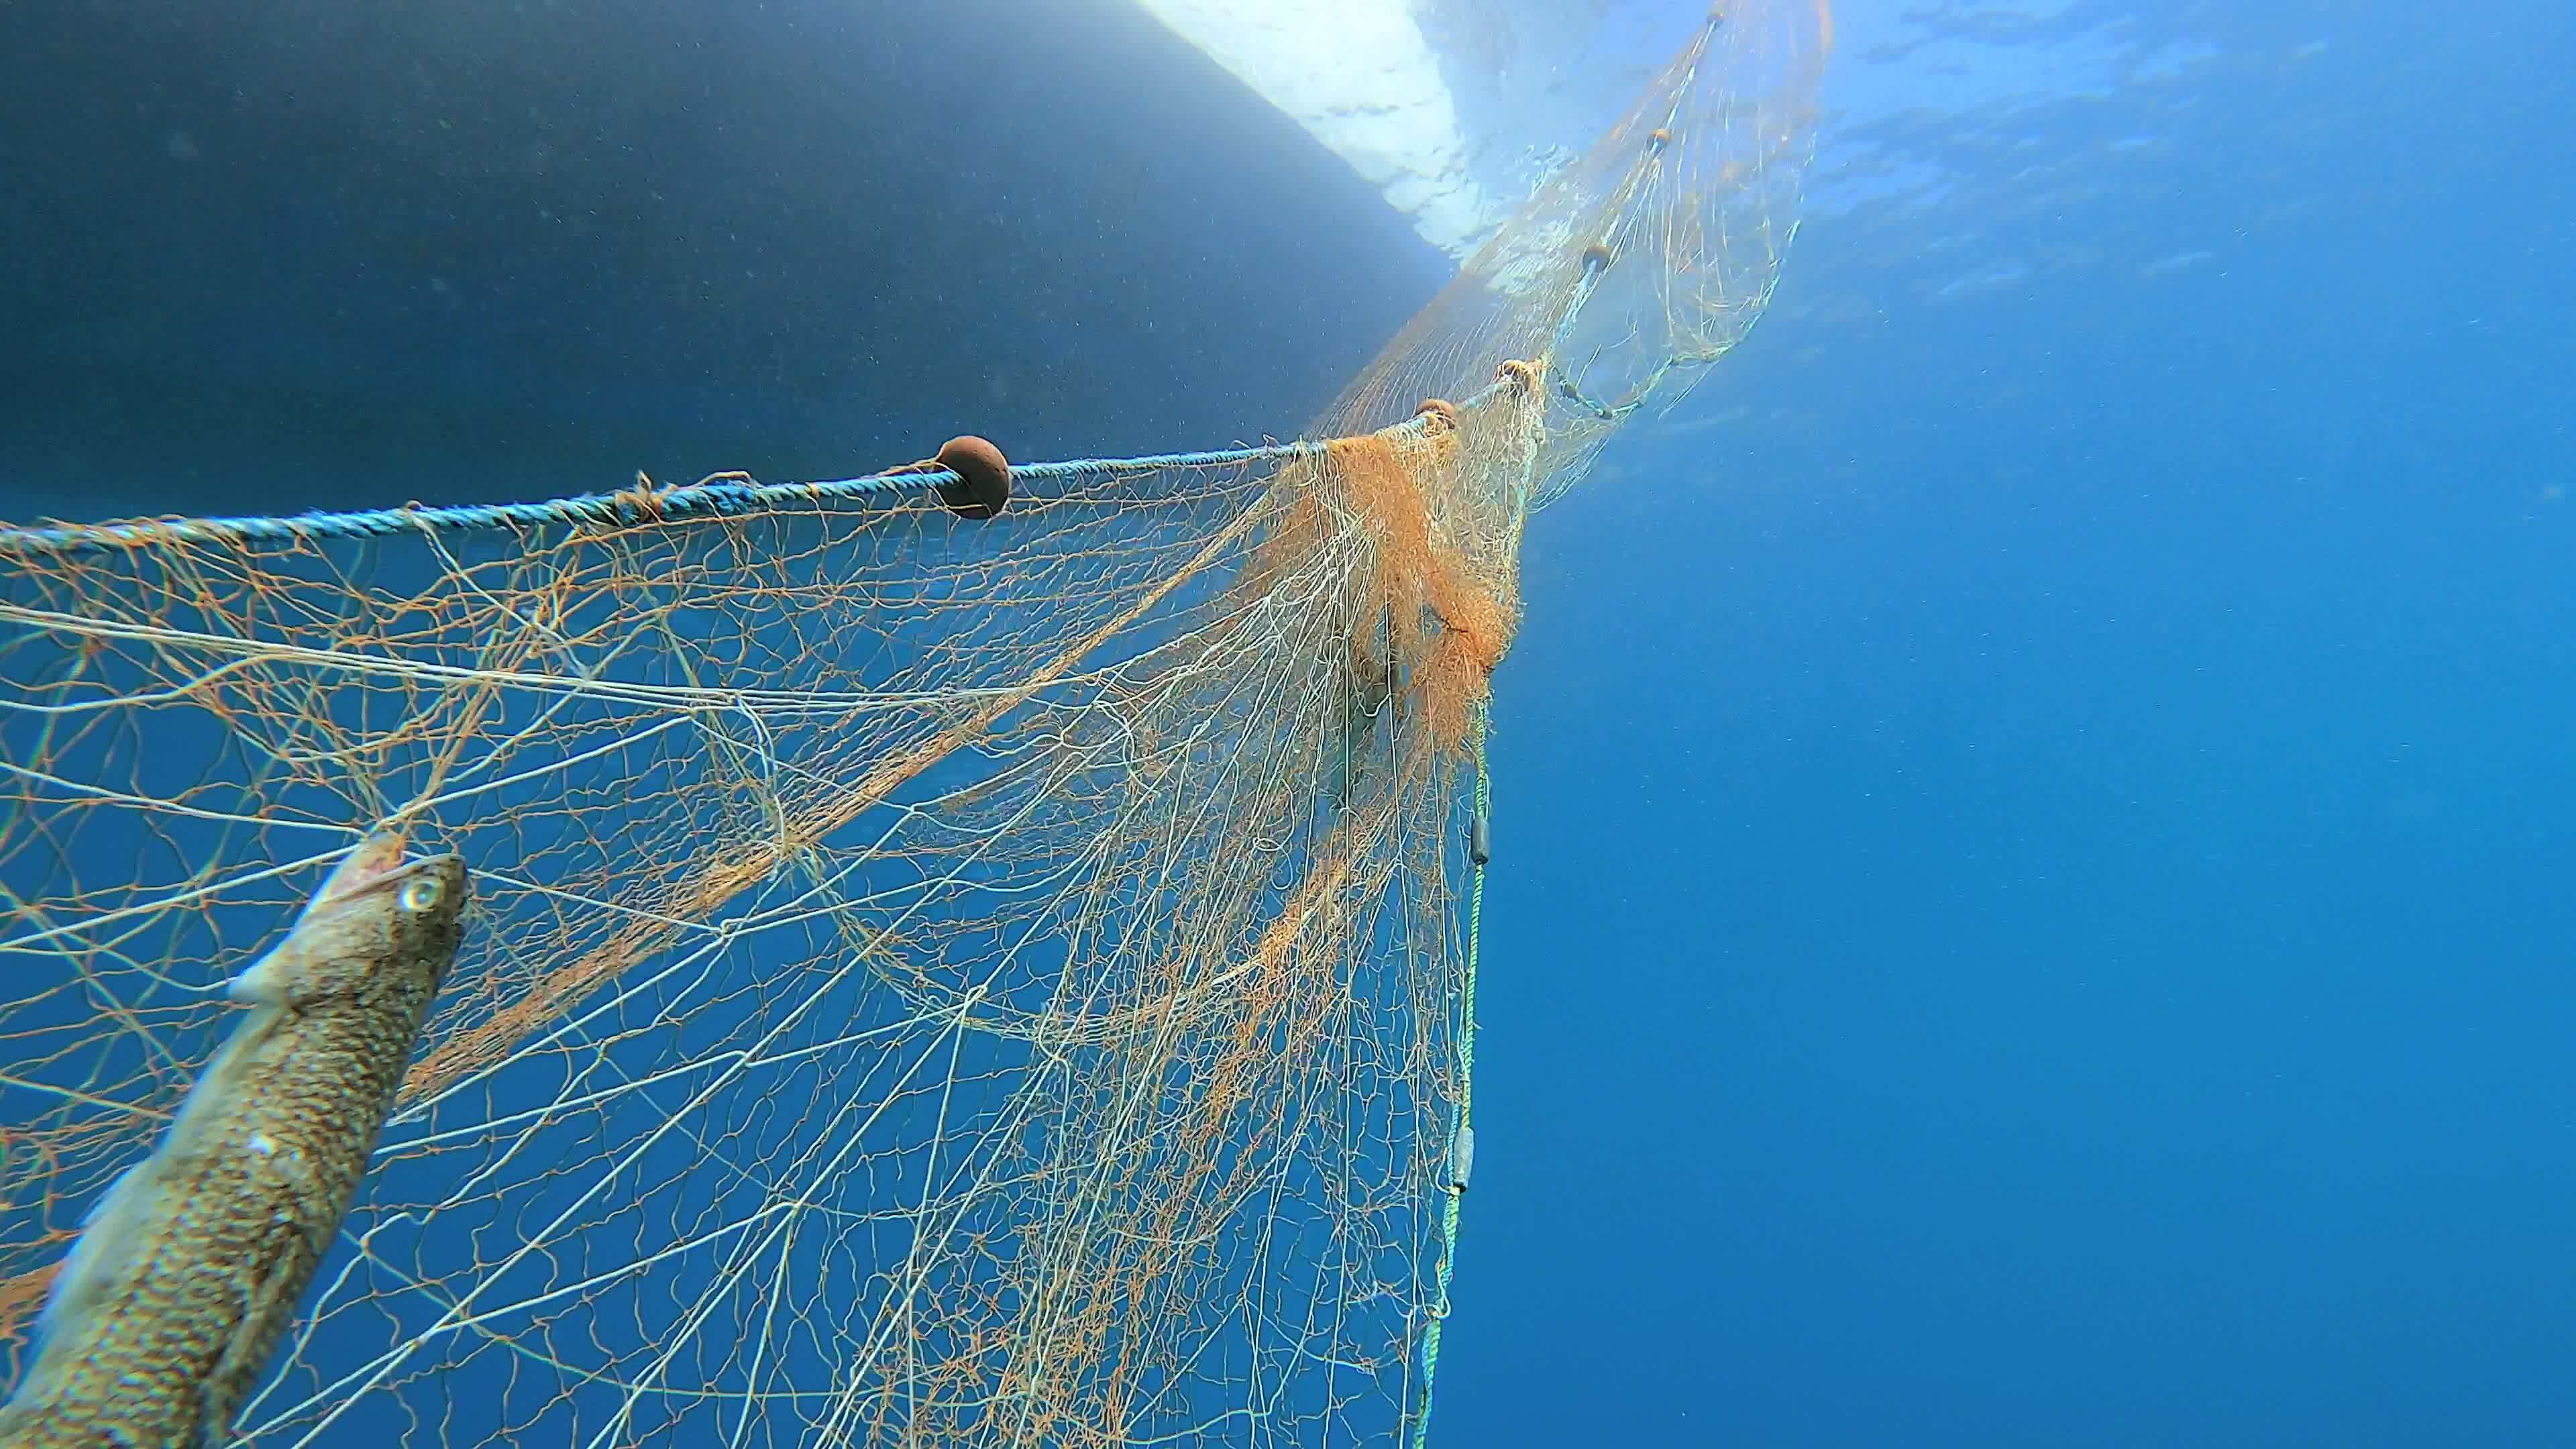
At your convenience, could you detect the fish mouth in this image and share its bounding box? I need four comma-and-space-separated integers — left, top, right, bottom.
307, 828, 413, 911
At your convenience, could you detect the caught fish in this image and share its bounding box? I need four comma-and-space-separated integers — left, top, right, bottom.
1332, 615, 1397, 811
0, 831, 469, 1449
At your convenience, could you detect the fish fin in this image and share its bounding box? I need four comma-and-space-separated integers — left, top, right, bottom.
225, 944, 292, 1006
39, 1161, 146, 1342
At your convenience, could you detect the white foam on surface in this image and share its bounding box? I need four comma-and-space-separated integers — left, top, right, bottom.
1134, 0, 1497, 258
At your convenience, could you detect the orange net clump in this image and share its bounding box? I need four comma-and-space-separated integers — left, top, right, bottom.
1328, 417, 1521, 758
0, 6, 1827, 1446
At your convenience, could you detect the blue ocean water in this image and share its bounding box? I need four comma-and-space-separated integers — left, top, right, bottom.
4, 0, 2570, 1446
1453, 4, 2576, 1445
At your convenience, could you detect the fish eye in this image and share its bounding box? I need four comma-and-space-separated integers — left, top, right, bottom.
398, 877, 444, 914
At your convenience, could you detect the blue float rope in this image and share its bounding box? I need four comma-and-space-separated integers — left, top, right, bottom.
0, 371, 1540, 561
0, 443, 1322, 559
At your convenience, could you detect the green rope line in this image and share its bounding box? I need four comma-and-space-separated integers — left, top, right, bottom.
1412, 708, 1490, 1448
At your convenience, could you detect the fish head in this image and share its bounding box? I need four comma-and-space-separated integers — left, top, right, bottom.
233, 840, 470, 1007
362, 853, 471, 989
317, 851, 471, 993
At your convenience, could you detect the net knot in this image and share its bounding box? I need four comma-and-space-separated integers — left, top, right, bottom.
616, 472, 671, 523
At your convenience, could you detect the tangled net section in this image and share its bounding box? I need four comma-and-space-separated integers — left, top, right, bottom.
0, 7, 1827, 1446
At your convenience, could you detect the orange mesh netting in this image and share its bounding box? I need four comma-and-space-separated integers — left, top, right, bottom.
0, 7, 1828, 1444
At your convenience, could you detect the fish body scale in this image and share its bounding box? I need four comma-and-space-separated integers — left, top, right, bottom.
0, 853, 464, 1449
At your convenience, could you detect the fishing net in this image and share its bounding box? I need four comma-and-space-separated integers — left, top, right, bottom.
0, 7, 1829, 1445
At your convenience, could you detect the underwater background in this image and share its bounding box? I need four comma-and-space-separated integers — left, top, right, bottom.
4, 1, 2571, 1445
